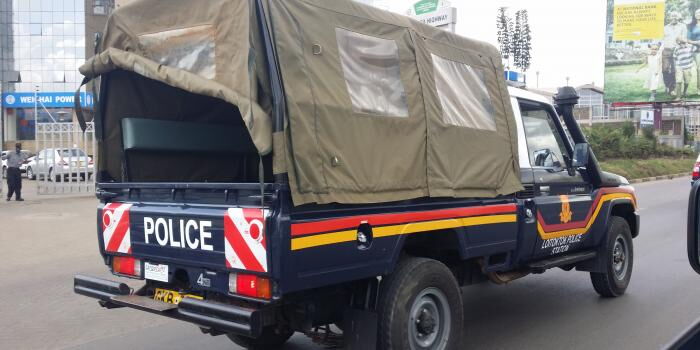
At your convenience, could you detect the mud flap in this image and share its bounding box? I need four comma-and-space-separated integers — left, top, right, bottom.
343, 308, 378, 350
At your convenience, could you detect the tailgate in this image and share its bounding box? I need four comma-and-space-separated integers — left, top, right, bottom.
100, 202, 270, 274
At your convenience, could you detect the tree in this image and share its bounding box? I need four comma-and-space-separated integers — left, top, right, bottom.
512, 10, 522, 69
496, 8, 532, 72
517, 9, 532, 71
496, 7, 512, 66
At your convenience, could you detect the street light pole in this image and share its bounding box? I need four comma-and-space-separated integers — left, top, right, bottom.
34, 86, 39, 156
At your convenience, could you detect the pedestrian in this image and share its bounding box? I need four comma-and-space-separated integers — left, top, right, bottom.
674, 39, 697, 99
663, 12, 688, 97
5, 143, 25, 201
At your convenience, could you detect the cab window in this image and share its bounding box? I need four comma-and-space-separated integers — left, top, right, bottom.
520, 101, 569, 169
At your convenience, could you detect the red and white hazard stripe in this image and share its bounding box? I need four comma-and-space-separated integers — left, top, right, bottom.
224, 208, 268, 273
102, 203, 133, 254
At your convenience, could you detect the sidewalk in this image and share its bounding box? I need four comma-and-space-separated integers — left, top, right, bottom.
0, 177, 95, 205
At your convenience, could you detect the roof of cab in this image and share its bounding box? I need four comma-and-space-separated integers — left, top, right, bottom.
508, 86, 554, 105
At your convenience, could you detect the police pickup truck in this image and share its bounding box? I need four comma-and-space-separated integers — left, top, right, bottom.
73, 1, 639, 349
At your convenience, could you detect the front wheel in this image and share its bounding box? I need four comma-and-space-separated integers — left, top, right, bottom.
378, 257, 463, 350
590, 216, 634, 297
227, 327, 294, 350
26, 167, 35, 180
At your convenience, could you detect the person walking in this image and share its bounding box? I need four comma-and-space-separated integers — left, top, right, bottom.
663, 12, 688, 97
6, 143, 26, 201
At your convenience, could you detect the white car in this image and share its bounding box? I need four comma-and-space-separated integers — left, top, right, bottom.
23, 156, 36, 179
1, 150, 33, 178
29, 148, 94, 182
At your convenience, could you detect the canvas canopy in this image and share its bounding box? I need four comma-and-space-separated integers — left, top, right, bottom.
82, 0, 522, 205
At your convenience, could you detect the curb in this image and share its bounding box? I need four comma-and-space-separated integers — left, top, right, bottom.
629, 172, 691, 184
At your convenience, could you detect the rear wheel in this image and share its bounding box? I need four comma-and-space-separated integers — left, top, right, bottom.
226, 327, 294, 350
378, 257, 463, 350
590, 216, 634, 297
26, 167, 34, 180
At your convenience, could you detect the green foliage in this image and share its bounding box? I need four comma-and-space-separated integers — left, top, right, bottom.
584, 124, 693, 161
621, 121, 636, 138
599, 158, 695, 180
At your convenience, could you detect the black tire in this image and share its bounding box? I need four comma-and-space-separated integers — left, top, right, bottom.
377, 257, 463, 350
26, 167, 34, 180
590, 216, 634, 297
226, 327, 294, 350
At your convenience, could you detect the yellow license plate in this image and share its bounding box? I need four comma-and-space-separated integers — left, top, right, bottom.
153, 288, 203, 305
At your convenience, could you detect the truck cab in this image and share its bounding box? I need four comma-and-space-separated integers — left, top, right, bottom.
73, 1, 639, 349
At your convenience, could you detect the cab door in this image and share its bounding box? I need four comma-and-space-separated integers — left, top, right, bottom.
517, 99, 595, 258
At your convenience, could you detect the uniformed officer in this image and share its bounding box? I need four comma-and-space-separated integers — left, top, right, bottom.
6, 143, 26, 201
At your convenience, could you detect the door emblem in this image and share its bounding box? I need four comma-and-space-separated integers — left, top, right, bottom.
559, 195, 572, 223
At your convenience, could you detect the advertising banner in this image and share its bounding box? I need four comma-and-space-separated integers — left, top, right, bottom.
604, 0, 700, 103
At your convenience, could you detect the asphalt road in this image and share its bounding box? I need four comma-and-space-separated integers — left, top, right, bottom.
1, 178, 699, 349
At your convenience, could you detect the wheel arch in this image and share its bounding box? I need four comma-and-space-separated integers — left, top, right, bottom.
387, 227, 468, 277
609, 200, 639, 238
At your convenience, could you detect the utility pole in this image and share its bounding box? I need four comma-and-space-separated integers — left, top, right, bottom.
536, 71, 539, 88
566, 76, 570, 86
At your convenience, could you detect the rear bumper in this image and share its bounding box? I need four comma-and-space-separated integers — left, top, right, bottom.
74, 274, 263, 337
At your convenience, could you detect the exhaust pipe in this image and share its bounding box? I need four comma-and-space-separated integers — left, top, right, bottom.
487, 270, 530, 284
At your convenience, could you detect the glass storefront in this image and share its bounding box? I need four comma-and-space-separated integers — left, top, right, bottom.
15, 107, 73, 140
0, 0, 87, 141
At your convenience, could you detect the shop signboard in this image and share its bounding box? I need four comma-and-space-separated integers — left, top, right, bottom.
411, 0, 456, 33
640, 109, 655, 126
1, 92, 94, 109
414, 0, 439, 15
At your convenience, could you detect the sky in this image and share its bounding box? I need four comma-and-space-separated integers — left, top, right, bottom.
375, 0, 607, 89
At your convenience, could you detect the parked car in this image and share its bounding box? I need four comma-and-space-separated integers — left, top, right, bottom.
23, 156, 36, 179
29, 148, 93, 182
1, 150, 33, 177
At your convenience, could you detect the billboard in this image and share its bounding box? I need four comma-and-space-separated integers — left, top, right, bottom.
604, 0, 700, 103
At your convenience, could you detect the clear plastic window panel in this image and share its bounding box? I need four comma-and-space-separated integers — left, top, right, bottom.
431, 54, 496, 131
335, 27, 408, 117
138, 24, 217, 80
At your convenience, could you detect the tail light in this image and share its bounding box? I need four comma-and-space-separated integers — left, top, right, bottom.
112, 256, 142, 277
88, 157, 94, 165
694, 162, 700, 180
228, 273, 271, 299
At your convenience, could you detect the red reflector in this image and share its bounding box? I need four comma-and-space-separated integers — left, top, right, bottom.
694, 163, 700, 179
234, 274, 271, 299
113, 256, 141, 277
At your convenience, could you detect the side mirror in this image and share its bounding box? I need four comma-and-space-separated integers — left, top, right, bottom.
533, 149, 551, 167
688, 181, 700, 275
572, 143, 590, 168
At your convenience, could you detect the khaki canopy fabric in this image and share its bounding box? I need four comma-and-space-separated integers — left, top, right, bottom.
269, 0, 522, 205
84, 0, 521, 205
80, 0, 272, 156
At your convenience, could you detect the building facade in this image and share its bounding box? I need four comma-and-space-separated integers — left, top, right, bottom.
0, 0, 114, 150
